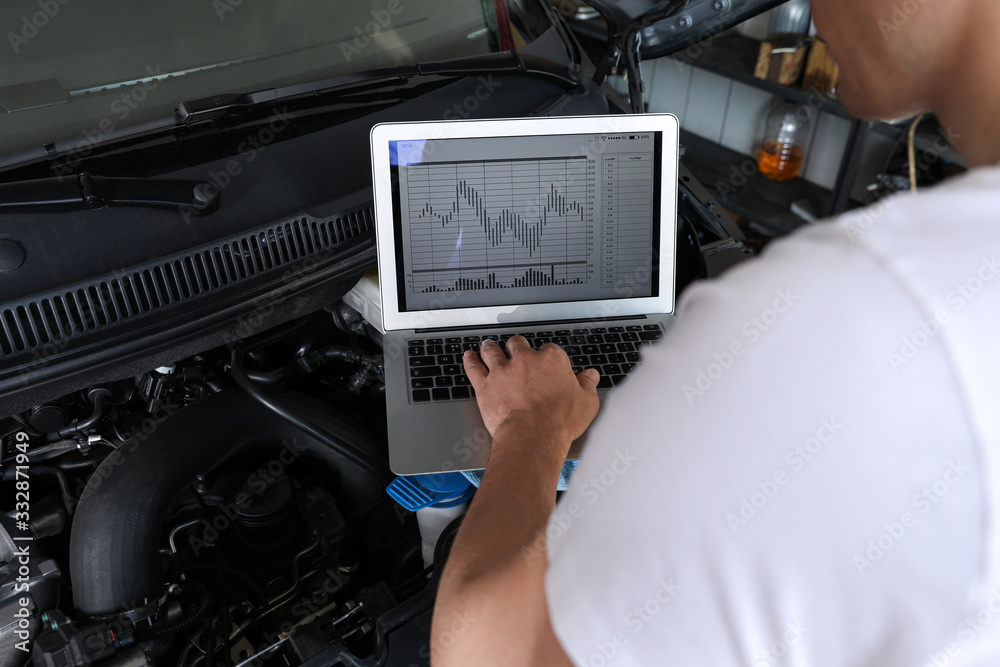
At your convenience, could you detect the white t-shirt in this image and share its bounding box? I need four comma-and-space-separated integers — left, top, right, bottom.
546, 164, 1000, 667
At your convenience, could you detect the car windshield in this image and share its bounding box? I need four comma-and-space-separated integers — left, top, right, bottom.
0, 0, 549, 161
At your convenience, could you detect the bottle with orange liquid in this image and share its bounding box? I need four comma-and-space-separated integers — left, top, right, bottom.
757, 101, 810, 182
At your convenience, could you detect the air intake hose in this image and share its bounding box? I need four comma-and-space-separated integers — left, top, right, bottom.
68, 390, 389, 617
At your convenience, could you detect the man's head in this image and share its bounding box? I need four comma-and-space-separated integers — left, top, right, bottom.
810, 0, 966, 121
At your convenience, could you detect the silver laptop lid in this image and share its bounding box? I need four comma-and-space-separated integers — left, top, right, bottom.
371, 114, 680, 332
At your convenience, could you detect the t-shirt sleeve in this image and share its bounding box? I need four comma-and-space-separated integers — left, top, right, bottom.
544, 222, 983, 666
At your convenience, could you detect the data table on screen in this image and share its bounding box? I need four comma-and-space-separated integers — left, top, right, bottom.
601, 152, 654, 289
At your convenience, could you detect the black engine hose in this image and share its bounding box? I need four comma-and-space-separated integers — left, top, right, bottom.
431, 515, 465, 587
54, 452, 112, 471
55, 387, 111, 439
9, 412, 44, 437
134, 592, 215, 641
244, 344, 382, 385
31, 466, 75, 514
69, 390, 391, 617
230, 345, 386, 483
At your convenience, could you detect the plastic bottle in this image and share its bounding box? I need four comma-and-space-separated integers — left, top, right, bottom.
386, 472, 475, 568
758, 101, 810, 182
416, 504, 468, 568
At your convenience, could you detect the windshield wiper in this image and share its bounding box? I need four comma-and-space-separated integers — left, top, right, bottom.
0, 173, 220, 215
0, 52, 580, 176
176, 52, 580, 126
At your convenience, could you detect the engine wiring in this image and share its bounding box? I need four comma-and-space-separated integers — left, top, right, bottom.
1, 304, 432, 667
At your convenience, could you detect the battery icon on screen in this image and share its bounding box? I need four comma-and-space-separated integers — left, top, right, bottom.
629, 135, 637, 139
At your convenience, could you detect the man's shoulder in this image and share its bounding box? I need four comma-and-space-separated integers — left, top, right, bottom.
812, 164, 1000, 264
699, 166, 1000, 325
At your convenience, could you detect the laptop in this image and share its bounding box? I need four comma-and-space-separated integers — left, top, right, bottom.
370, 113, 680, 474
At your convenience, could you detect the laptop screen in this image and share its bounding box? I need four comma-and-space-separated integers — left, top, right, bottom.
388, 130, 664, 313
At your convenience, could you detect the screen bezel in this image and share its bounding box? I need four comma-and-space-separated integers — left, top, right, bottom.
371, 114, 679, 332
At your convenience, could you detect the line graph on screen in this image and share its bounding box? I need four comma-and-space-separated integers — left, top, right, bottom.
405, 156, 595, 293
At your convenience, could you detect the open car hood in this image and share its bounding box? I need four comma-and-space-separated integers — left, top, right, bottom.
579, 0, 786, 58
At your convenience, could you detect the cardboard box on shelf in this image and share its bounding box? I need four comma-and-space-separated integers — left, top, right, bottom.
754, 34, 808, 86
802, 39, 841, 97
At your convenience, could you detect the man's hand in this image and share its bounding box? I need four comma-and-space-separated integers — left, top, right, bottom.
463, 336, 601, 445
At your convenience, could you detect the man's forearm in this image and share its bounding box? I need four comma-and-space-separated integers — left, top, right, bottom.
448, 422, 569, 577
431, 421, 573, 665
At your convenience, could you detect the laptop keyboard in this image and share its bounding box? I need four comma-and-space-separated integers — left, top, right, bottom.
407, 324, 665, 403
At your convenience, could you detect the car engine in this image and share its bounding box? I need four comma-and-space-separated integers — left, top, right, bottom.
0, 305, 443, 667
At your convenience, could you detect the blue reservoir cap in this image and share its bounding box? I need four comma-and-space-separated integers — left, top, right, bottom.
386, 472, 475, 511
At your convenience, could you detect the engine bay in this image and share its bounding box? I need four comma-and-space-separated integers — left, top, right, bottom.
0, 304, 446, 667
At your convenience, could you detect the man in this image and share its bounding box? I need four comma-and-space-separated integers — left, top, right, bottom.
432, 0, 1000, 664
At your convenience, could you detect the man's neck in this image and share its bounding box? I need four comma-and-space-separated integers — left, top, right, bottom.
930, 5, 1000, 168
